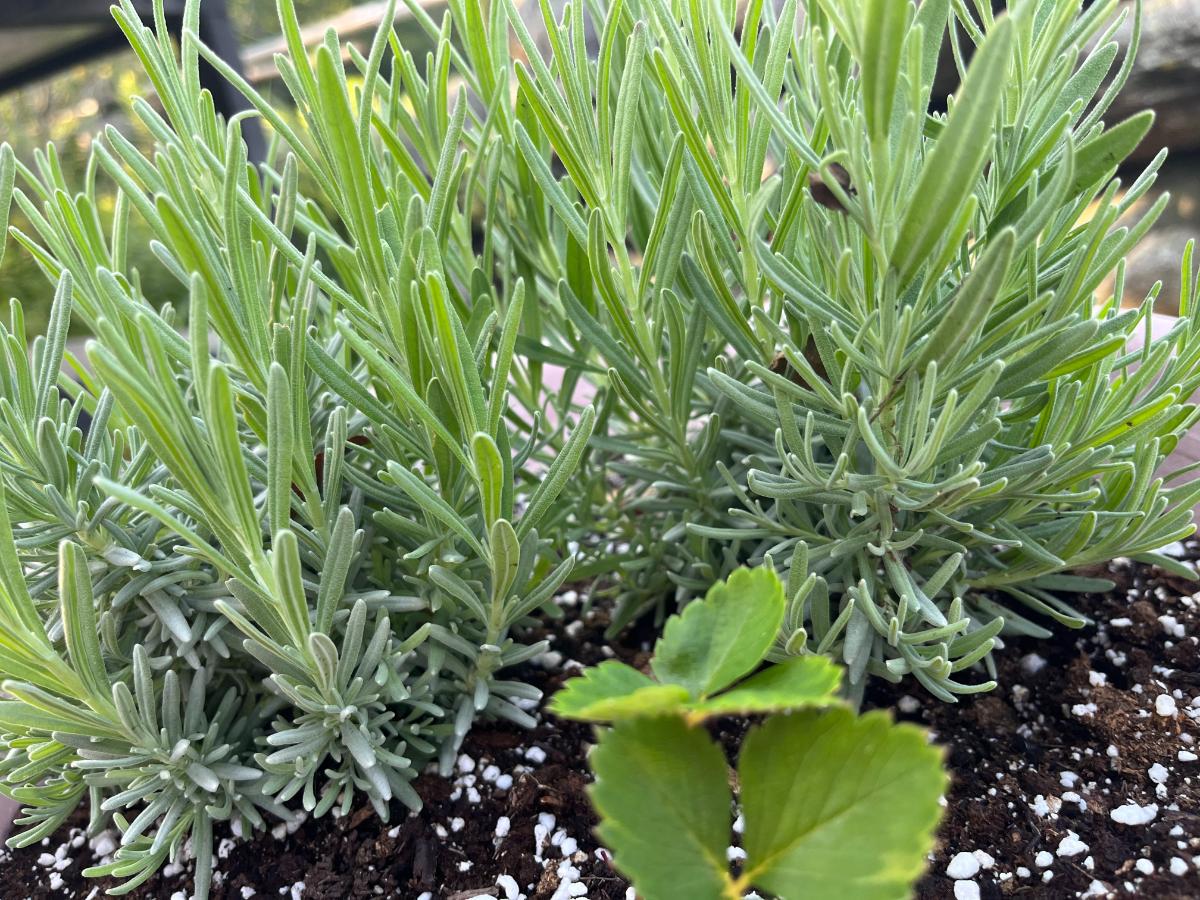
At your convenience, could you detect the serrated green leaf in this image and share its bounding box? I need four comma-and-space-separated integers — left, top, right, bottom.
739, 709, 947, 900
550, 660, 692, 721
590, 717, 734, 900
651, 567, 786, 699
686, 656, 842, 719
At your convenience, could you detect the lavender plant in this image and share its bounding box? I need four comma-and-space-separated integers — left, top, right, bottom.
1, 0, 1198, 892
415, 0, 1200, 701
0, 1, 591, 893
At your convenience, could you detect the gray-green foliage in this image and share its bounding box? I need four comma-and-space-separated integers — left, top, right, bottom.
0, 0, 592, 892
406, 0, 1200, 701
1, 0, 1199, 892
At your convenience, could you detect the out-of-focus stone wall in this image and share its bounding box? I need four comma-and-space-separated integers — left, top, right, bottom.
1111, 0, 1200, 161
1104, 0, 1200, 314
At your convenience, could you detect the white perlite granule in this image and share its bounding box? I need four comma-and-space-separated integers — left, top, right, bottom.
945, 852, 981, 879
1110, 802, 1159, 825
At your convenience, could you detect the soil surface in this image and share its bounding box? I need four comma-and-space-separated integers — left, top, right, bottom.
2, 551, 1199, 900
882, 544, 1200, 900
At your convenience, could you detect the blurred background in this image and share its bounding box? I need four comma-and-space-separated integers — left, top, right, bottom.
0, 0, 366, 336
0, 0, 1195, 337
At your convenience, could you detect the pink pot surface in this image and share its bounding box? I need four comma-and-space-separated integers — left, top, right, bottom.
1138, 313, 1200, 478
0, 795, 16, 843
1137, 313, 1200, 522
1122, 312, 1199, 523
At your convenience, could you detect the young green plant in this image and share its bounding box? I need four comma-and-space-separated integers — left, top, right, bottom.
552, 567, 947, 900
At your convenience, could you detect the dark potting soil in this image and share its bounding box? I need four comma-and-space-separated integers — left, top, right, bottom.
2, 552, 1199, 900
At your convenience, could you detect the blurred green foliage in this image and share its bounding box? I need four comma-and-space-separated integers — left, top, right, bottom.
0, 0, 353, 335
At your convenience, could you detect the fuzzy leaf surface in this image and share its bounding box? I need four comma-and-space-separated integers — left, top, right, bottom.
1070, 111, 1154, 195
891, 18, 1013, 286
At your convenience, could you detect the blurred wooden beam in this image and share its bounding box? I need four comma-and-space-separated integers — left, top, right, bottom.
0, 1, 183, 93
0, 0, 183, 28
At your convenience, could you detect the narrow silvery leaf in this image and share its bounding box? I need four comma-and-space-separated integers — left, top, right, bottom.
489, 517, 521, 605
308, 632, 339, 688
59, 541, 110, 705
429, 565, 489, 623
0, 143, 14, 271
315, 507, 357, 635
502, 550, 573, 626
267, 362, 294, 539
0, 700, 100, 736
892, 18, 1013, 286
472, 432, 505, 528
0, 684, 119, 737
1069, 110, 1154, 196
518, 405, 596, 538
0, 479, 43, 636
271, 529, 311, 649
385, 461, 486, 559
860, 0, 909, 145
912, 227, 1017, 373
204, 362, 261, 551
915, 0, 951, 97
611, 22, 647, 227
487, 280, 524, 432
34, 272, 73, 421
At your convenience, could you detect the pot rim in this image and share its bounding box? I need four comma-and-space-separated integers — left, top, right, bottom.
0, 796, 16, 844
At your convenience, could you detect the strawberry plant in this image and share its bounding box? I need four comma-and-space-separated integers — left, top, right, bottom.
553, 567, 947, 900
